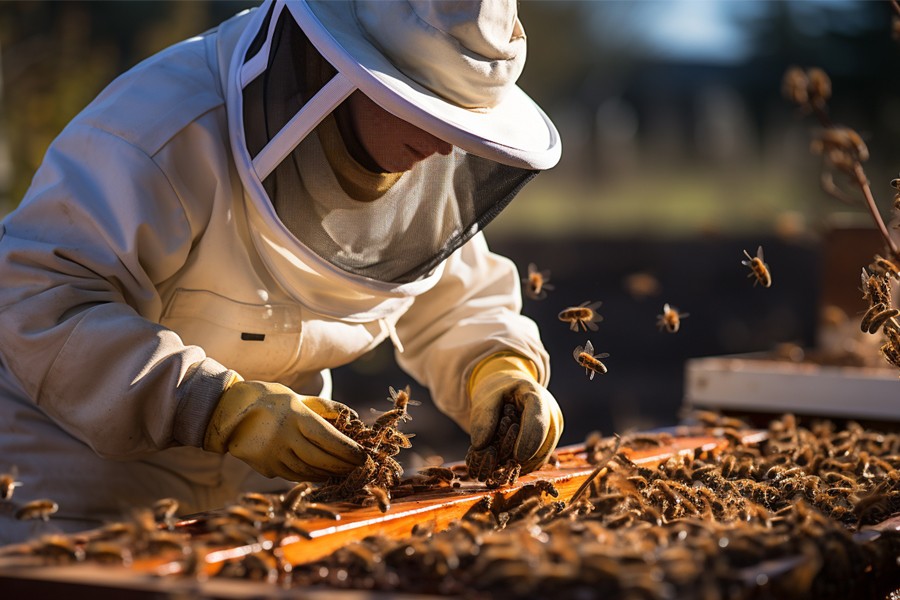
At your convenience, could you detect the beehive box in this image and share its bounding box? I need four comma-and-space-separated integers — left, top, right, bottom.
684, 352, 900, 423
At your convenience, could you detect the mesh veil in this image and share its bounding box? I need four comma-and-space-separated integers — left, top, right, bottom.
242, 10, 536, 284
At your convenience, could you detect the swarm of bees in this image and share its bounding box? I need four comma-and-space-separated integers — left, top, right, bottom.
310, 385, 418, 509
857, 260, 900, 371
464, 384, 528, 489
2, 413, 898, 598
289, 413, 900, 597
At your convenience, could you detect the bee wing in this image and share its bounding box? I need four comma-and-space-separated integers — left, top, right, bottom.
594, 352, 610, 359
585, 340, 595, 354
589, 370, 595, 381
573, 345, 585, 359
586, 320, 600, 332
756, 245, 764, 260
527, 262, 538, 274
586, 300, 603, 311
680, 312, 690, 319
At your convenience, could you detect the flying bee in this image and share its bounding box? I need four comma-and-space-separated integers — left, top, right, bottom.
15, 499, 59, 521
657, 303, 688, 333
388, 385, 420, 414
0, 466, 22, 501
523, 263, 554, 300
573, 340, 609, 380
742, 246, 772, 288
558, 300, 604, 332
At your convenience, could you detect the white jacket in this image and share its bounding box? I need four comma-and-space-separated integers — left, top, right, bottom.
0, 7, 549, 538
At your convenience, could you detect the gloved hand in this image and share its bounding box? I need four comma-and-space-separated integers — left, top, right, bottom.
203, 376, 368, 482
468, 352, 564, 474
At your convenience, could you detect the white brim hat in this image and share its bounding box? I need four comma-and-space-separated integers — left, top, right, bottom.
285, 0, 562, 171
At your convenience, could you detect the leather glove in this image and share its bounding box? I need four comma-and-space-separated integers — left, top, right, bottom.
203, 376, 368, 482
468, 351, 564, 474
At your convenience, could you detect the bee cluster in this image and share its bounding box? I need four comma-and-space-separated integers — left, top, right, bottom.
464, 384, 526, 489
210, 412, 898, 598
308, 385, 417, 509
859, 261, 900, 371
3, 413, 897, 598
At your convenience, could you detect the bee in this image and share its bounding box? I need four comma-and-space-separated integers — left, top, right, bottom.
238, 492, 275, 516
657, 303, 688, 333
871, 254, 900, 279
363, 484, 391, 513
558, 300, 604, 332
388, 385, 419, 415
371, 385, 420, 432
573, 340, 609, 380
861, 268, 893, 306
281, 482, 314, 513
623, 272, 661, 300
742, 246, 772, 288
523, 263, 554, 300
15, 498, 59, 521
864, 305, 900, 334
0, 466, 22, 501
152, 497, 180, 528
84, 539, 133, 565
416, 466, 456, 484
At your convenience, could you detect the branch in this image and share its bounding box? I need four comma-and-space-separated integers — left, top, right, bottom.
854, 163, 900, 258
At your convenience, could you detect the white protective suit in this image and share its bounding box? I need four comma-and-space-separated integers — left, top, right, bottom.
0, 3, 552, 541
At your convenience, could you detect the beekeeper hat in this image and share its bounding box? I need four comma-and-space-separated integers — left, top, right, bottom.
285, 0, 561, 171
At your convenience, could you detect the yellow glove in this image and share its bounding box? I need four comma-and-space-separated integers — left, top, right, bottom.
203, 376, 368, 482
467, 352, 564, 474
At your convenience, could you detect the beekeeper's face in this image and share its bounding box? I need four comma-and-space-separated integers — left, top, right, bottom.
347, 91, 452, 173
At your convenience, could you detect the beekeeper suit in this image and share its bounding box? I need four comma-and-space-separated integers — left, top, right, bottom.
0, 0, 563, 542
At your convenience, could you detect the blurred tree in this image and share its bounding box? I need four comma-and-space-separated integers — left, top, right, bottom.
0, 1, 255, 212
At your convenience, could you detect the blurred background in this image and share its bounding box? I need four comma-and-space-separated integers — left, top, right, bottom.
1, 1, 897, 464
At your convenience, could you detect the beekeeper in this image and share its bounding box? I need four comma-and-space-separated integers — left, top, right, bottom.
0, 0, 563, 541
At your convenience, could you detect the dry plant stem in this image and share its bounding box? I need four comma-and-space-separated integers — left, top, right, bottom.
806, 84, 899, 260
820, 172, 857, 206
568, 434, 621, 507
854, 163, 900, 258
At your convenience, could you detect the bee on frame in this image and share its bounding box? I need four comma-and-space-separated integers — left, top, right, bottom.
573, 340, 609, 380
742, 246, 772, 288
558, 300, 604, 332
15, 498, 59, 521
657, 303, 689, 333
523, 263, 554, 300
